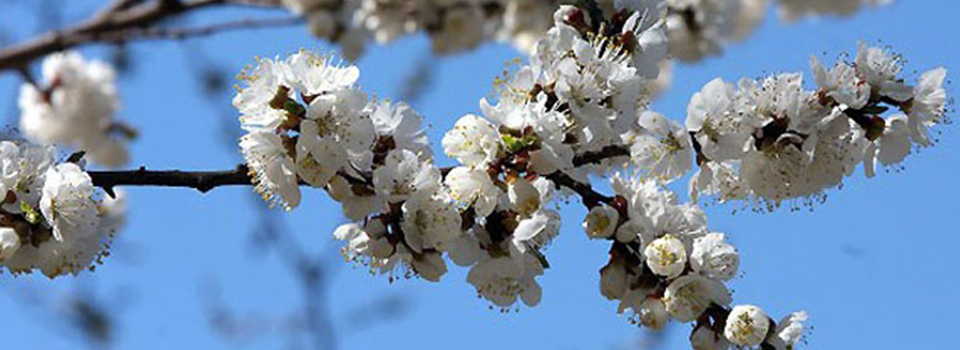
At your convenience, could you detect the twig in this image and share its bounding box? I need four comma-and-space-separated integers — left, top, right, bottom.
0, 0, 282, 72
93, 16, 304, 42
90, 165, 253, 197
88, 144, 626, 209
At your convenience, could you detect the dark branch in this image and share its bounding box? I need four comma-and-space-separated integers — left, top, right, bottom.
0, 0, 282, 72
84, 16, 304, 42
572, 145, 630, 167
88, 144, 630, 207
90, 165, 253, 196
544, 171, 614, 208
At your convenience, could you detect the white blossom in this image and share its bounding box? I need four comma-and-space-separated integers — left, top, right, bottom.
400, 190, 462, 252
639, 297, 669, 330
630, 111, 692, 182
766, 311, 809, 350
444, 166, 501, 217
0, 228, 20, 262
724, 304, 771, 347
18, 51, 129, 167
690, 233, 739, 281
644, 234, 687, 279
583, 205, 619, 239
241, 132, 301, 210
691, 324, 731, 350
663, 275, 732, 322
442, 114, 502, 168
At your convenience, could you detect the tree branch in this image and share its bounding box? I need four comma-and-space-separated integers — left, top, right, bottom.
85, 16, 304, 42
88, 145, 626, 209
90, 165, 253, 196
0, 0, 282, 72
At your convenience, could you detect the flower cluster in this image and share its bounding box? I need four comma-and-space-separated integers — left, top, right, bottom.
592, 176, 807, 349
679, 43, 948, 209
279, 0, 894, 63
234, 50, 464, 284
18, 51, 133, 168
778, 0, 893, 22
233, 4, 948, 347
0, 140, 124, 278
436, 1, 671, 308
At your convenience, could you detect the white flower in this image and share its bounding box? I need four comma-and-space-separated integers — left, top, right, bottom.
431, 6, 485, 54
600, 260, 629, 300
368, 100, 431, 158
507, 177, 542, 218
0, 141, 56, 211
811, 56, 869, 109
630, 111, 693, 182
40, 163, 98, 243
283, 49, 360, 96
0, 227, 20, 262
688, 160, 745, 203
334, 220, 393, 261
663, 275, 732, 322
690, 323, 731, 350
240, 132, 301, 210
664, 0, 740, 62
326, 175, 385, 221
855, 43, 912, 102
686, 78, 752, 162
400, 190, 462, 253
909, 67, 947, 146
446, 232, 482, 267
583, 205, 619, 239
779, 0, 894, 21
234, 56, 288, 131
372, 149, 440, 201
444, 166, 501, 217
296, 120, 347, 188
18, 51, 128, 167
876, 115, 912, 166
305, 89, 373, 157
690, 233, 739, 281
639, 297, 669, 330
511, 209, 560, 255
766, 311, 809, 350
410, 251, 447, 282
724, 304, 771, 347
644, 234, 687, 279
467, 254, 544, 308
442, 114, 502, 167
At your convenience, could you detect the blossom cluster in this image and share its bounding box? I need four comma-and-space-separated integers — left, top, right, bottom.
777, 0, 893, 22
234, 50, 466, 284
18, 51, 133, 168
677, 43, 948, 209
0, 140, 125, 278
279, 0, 895, 62
590, 176, 806, 349
232, 3, 949, 348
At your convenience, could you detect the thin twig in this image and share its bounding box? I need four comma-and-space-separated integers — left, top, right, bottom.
0, 0, 282, 72
94, 16, 304, 42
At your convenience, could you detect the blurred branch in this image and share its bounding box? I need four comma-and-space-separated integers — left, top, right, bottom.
82, 16, 303, 42
0, 0, 283, 72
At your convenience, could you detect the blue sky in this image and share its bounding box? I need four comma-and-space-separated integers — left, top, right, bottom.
1, 1, 959, 349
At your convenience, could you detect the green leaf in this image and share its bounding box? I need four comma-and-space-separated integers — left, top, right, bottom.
20, 201, 40, 225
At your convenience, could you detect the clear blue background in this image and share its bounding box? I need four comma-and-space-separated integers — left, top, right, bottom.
1, 1, 958, 349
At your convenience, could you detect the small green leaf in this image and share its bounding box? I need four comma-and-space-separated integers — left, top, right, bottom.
502, 134, 538, 153
20, 201, 40, 225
